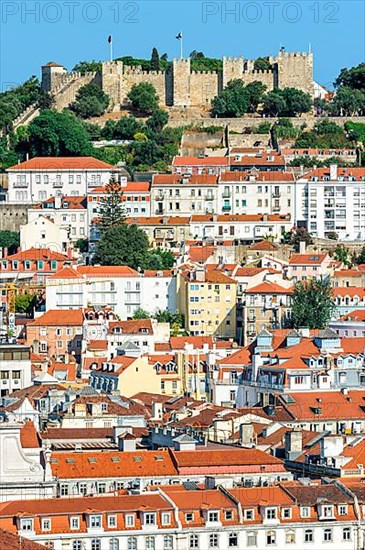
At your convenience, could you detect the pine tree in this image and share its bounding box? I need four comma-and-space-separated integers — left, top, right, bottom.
98, 179, 126, 233
291, 277, 336, 329
150, 48, 160, 71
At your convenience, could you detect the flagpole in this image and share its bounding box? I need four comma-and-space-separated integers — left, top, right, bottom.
180, 34, 183, 59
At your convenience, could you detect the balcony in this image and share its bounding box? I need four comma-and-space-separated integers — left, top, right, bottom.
13, 181, 28, 188
205, 194, 214, 200
272, 205, 281, 211
222, 205, 231, 212
272, 192, 281, 198
155, 208, 164, 215
53, 181, 63, 188
222, 190, 231, 198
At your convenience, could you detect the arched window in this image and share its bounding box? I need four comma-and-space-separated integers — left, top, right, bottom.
286, 530, 295, 544
127, 538, 137, 550
266, 531, 276, 545
72, 542, 83, 550
110, 539, 119, 550
91, 540, 101, 550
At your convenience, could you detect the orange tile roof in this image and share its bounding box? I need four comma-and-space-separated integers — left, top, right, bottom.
20, 421, 40, 448
143, 270, 174, 277
337, 309, 365, 322
34, 195, 86, 209
87, 340, 108, 350
333, 287, 365, 298
8, 156, 115, 171
220, 171, 294, 181
153, 173, 218, 185
124, 181, 150, 192
300, 167, 365, 180
334, 269, 362, 277
27, 309, 83, 326
50, 450, 178, 479
250, 240, 279, 251
278, 391, 365, 421
188, 246, 216, 263
245, 281, 293, 294
77, 266, 139, 277
172, 156, 228, 166
172, 448, 283, 468
289, 253, 328, 265
48, 265, 82, 279
229, 154, 285, 166
6, 247, 70, 261
204, 270, 237, 284
108, 319, 153, 335
0, 529, 46, 550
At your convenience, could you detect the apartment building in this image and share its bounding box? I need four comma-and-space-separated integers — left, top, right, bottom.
178, 267, 237, 339
172, 155, 228, 175
286, 253, 333, 281
0, 341, 32, 397
7, 157, 117, 203
0, 247, 75, 283
218, 171, 295, 215
295, 166, 365, 241
151, 173, 218, 216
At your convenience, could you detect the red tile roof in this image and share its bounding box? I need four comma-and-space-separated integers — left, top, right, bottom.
8, 157, 115, 171
77, 266, 139, 277
220, 171, 294, 181
27, 309, 83, 326
0, 529, 46, 550
20, 421, 40, 448
108, 319, 153, 335
153, 174, 218, 185
6, 247, 70, 261
250, 240, 279, 251
289, 253, 328, 265
48, 266, 83, 279
337, 309, 365, 322
245, 281, 293, 294
172, 157, 228, 166
333, 287, 365, 298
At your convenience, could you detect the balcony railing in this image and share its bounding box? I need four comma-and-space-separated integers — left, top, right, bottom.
222, 205, 231, 212
53, 182, 63, 188
205, 194, 214, 200
222, 191, 231, 198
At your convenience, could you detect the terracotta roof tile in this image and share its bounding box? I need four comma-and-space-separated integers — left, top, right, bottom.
27, 309, 83, 326
8, 156, 115, 171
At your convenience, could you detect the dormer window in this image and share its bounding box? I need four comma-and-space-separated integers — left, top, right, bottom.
282, 508, 292, 519
208, 511, 219, 522
125, 514, 135, 527
101, 403, 108, 412
185, 512, 193, 522
20, 518, 34, 531
338, 504, 348, 515
319, 504, 335, 520
244, 509, 255, 520
90, 514, 102, 528
300, 507, 310, 518
266, 508, 277, 520
144, 512, 156, 525
41, 518, 51, 531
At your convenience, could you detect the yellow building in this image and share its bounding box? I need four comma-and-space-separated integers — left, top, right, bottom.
178, 268, 237, 339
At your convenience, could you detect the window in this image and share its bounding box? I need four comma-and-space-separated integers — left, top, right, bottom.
79, 483, 87, 495
244, 509, 254, 520
90, 515, 102, 528
300, 507, 310, 518
109, 540, 119, 550
338, 504, 347, 515
146, 537, 155, 550
225, 510, 233, 520
304, 529, 313, 543
266, 531, 276, 545
91, 540, 101, 550
20, 518, 33, 531
343, 528, 351, 541
247, 532, 257, 547
73, 542, 82, 550
321, 505, 334, 518
145, 513, 156, 525
41, 518, 51, 531
323, 529, 332, 542
189, 534, 199, 548
164, 535, 173, 549
108, 515, 117, 528
286, 530, 295, 543
125, 514, 135, 527
282, 508, 291, 519
228, 532, 238, 547
266, 508, 277, 519
208, 511, 219, 522
127, 538, 137, 550
70, 517, 80, 530
185, 513, 193, 522
209, 534, 219, 547
161, 513, 171, 525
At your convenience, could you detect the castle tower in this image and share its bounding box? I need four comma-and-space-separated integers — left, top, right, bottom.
173, 58, 191, 107
101, 61, 123, 110
275, 51, 314, 96
41, 62, 67, 91
222, 57, 244, 88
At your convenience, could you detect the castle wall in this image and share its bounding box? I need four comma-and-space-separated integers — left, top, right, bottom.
276, 52, 314, 96
0, 204, 29, 232
190, 72, 220, 107
173, 59, 191, 107
102, 61, 123, 110
240, 70, 274, 91
122, 67, 167, 106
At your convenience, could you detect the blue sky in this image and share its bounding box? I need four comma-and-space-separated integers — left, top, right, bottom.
1, 0, 364, 91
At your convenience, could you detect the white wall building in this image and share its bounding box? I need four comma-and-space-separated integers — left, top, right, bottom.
0, 342, 32, 397
295, 166, 365, 241
7, 157, 117, 203
27, 196, 87, 242
20, 216, 70, 253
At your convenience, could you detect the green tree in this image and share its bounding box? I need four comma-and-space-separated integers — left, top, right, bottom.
245, 81, 267, 113
154, 309, 184, 335
330, 87, 365, 116
150, 47, 160, 71
334, 63, 365, 91
69, 83, 109, 119
282, 88, 312, 116
17, 110, 93, 157
146, 109, 169, 134
291, 278, 336, 329
72, 60, 102, 74
15, 293, 37, 314
287, 227, 313, 252
333, 245, 351, 267
101, 116, 143, 140
211, 80, 249, 117
127, 83, 159, 115
0, 231, 20, 253
75, 238, 89, 253
132, 308, 150, 319
93, 224, 150, 270
254, 57, 271, 71
353, 245, 365, 265
98, 180, 126, 233
263, 90, 286, 116
144, 248, 175, 270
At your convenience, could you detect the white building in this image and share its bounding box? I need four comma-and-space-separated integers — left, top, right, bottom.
19, 215, 70, 254
46, 266, 177, 320
7, 157, 117, 203
218, 171, 295, 215
27, 195, 87, 242
151, 173, 218, 216
0, 341, 32, 397
295, 166, 365, 241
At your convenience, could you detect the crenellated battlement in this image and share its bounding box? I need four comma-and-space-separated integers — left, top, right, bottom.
41, 48, 314, 110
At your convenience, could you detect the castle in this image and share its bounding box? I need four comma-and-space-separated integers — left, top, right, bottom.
41, 51, 313, 111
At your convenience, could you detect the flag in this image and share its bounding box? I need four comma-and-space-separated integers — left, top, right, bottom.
176, 32, 182, 40
108, 35, 112, 43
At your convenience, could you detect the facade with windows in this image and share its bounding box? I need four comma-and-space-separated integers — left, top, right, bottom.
1, 480, 363, 550
0, 342, 31, 397
7, 157, 117, 204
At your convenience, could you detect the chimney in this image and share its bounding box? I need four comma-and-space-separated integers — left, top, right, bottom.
240, 423, 255, 446
285, 429, 303, 460
117, 433, 137, 452
151, 401, 163, 421
299, 240, 306, 254
54, 196, 62, 209
330, 164, 338, 181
